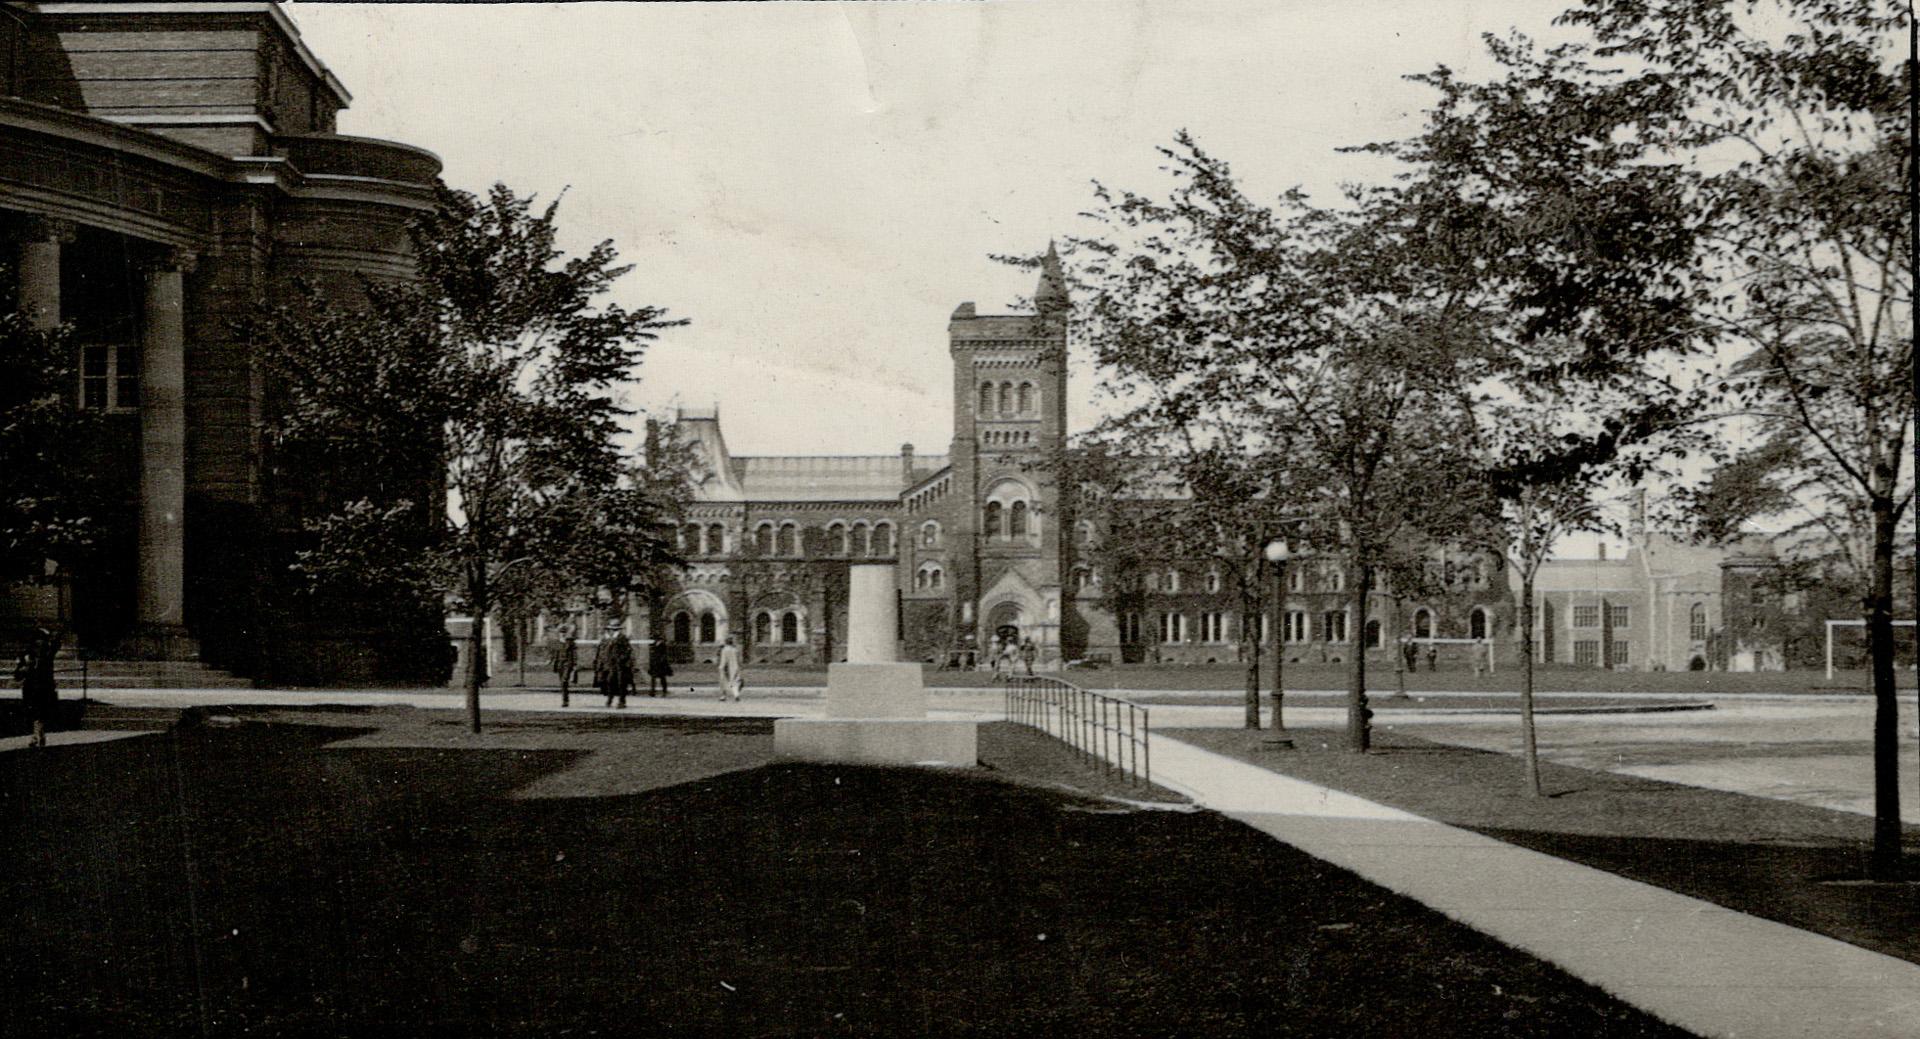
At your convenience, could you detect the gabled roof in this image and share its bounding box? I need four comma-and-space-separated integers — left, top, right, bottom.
731, 455, 905, 503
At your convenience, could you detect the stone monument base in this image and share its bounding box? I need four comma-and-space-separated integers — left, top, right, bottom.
773, 718, 978, 767
825, 661, 927, 718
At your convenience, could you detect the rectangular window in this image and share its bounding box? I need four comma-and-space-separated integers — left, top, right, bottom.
1322, 610, 1347, 644
1121, 612, 1141, 644
1157, 612, 1185, 643
1608, 604, 1631, 628
1611, 640, 1630, 667
1574, 640, 1600, 666
1572, 604, 1599, 628
79, 344, 139, 411
1284, 610, 1307, 643
1200, 611, 1225, 643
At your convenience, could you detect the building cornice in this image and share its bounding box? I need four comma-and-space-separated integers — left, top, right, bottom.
32, 2, 353, 107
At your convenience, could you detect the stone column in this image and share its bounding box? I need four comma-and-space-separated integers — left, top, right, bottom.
131, 247, 197, 658
846, 564, 898, 664
15, 216, 73, 330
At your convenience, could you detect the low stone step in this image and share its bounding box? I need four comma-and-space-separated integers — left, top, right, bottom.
52, 658, 253, 690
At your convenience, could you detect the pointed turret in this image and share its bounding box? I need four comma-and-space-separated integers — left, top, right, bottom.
1033, 240, 1067, 311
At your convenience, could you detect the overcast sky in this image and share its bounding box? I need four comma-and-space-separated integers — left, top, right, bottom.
286, 0, 1581, 453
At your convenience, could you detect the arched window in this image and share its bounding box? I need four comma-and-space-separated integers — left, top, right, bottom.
1689, 603, 1708, 641
1206, 571, 1221, 593
1414, 608, 1433, 639
781, 611, 800, 643
915, 569, 928, 591
1365, 619, 1383, 649
984, 501, 1003, 537
1469, 607, 1488, 640
754, 612, 772, 644
828, 523, 847, 556
999, 381, 1014, 415
754, 524, 774, 555
850, 524, 870, 557
1077, 519, 1096, 546
683, 524, 701, 553
776, 523, 797, 557
980, 381, 995, 416
1010, 501, 1029, 536
873, 523, 892, 556
699, 612, 717, 644
1166, 569, 1180, 592
672, 612, 692, 644
706, 524, 725, 556
1017, 382, 1033, 413
921, 521, 940, 548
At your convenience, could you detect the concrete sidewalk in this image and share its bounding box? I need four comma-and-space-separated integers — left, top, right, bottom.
1147, 733, 1920, 1039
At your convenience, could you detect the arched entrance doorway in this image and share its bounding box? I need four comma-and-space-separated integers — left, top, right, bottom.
986, 601, 1024, 663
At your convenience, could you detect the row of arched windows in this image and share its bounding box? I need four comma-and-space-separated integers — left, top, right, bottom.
669, 609, 807, 645
979, 379, 1041, 418
678, 523, 728, 556
670, 611, 720, 645
752, 610, 804, 644
982, 500, 1033, 538
740, 520, 895, 559
823, 521, 894, 557
914, 563, 945, 590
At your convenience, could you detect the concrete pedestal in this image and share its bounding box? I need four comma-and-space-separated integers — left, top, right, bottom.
824, 662, 927, 718
774, 608, 978, 767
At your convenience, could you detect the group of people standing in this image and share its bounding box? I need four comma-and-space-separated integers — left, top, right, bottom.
989, 636, 1039, 677
544, 623, 743, 708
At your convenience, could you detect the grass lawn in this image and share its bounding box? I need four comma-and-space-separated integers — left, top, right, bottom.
0, 708, 1689, 1037
1168, 726, 1920, 965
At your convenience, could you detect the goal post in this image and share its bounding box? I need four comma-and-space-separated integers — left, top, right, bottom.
1824, 619, 1918, 680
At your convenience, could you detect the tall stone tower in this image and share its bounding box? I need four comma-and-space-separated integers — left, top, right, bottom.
947, 244, 1071, 660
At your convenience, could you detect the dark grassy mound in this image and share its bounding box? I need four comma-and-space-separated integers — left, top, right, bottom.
0, 713, 1687, 1037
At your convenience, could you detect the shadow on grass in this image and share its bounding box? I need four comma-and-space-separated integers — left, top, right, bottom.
0, 716, 1690, 1038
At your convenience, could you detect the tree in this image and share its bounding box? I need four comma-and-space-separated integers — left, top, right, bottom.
0, 301, 107, 594
1062, 441, 1289, 730
1056, 136, 1499, 751
260, 184, 688, 732
1557, 0, 1912, 877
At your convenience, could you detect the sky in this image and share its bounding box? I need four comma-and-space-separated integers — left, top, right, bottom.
283, 1, 1634, 554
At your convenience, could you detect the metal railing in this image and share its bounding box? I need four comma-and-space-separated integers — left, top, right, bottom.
1001, 673, 1150, 787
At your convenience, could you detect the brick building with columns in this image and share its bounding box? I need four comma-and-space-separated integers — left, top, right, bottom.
1, 2, 445, 681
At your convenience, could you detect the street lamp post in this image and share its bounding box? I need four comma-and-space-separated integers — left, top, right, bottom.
1264, 538, 1293, 748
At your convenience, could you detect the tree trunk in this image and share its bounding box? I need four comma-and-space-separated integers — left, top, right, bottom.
1346, 560, 1371, 753
1243, 570, 1261, 729
1520, 575, 1543, 797
466, 582, 488, 735
1867, 495, 1902, 879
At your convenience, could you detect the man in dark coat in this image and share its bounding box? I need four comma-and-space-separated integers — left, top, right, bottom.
548, 623, 579, 708
14, 627, 60, 748
645, 639, 673, 697
598, 624, 635, 709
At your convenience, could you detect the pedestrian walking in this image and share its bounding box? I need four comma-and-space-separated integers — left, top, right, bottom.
1425, 642, 1438, 673
717, 635, 743, 702
548, 623, 578, 708
646, 639, 673, 697
597, 623, 634, 708
1400, 634, 1418, 674
13, 627, 60, 748
1019, 637, 1037, 676
1472, 636, 1489, 677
